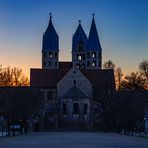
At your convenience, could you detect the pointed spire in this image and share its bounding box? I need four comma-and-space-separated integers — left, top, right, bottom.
72, 20, 87, 51
42, 13, 59, 51
87, 14, 102, 51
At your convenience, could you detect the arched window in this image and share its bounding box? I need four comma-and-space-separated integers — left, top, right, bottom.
92, 52, 96, 58
73, 103, 79, 114
84, 104, 88, 114
63, 103, 67, 114
73, 80, 76, 85
78, 55, 82, 60
92, 61, 96, 67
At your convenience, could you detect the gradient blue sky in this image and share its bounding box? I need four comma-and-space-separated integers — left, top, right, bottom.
0, 0, 148, 77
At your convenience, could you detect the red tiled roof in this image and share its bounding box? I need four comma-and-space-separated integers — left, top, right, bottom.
30, 68, 70, 87
80, 69, 115, 88
30, 62, 115, 89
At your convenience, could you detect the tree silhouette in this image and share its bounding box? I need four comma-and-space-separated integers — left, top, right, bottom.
121, 72, 146, 91
0, 66, 29, 86
139, 60, 148, 81
103, 60, 115, 70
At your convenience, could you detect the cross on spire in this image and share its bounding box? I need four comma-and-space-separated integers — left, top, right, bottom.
49, 13, 52, 20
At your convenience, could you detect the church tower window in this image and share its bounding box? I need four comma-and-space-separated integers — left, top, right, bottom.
92, 61, 96, 67
48, 52, 53, 58
92, 52, 96, 58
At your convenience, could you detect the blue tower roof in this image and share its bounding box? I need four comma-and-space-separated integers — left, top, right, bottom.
42, 14, 59, 51
72, 21, 87, 51
87, 14, 102, 51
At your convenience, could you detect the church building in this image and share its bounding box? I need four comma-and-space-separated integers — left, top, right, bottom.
30, 14, 115, 130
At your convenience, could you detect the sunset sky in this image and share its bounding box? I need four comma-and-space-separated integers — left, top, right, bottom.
0, 0, 148, 77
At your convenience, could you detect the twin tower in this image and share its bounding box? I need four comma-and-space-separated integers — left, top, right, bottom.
42, 14, 102, 69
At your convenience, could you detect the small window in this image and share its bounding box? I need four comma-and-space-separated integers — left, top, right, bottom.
84, 104, 88, 114
73, 103, 79, 114
92, 52, 96, 58
78, 55, 82, 61
73, 80, 76, 85
92, 61, 96, 67
63, 103, 67, 114
48, 52, 52, 58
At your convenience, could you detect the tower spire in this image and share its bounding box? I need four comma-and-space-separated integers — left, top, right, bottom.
42, 13, 59, 69
87, 14, 102, 51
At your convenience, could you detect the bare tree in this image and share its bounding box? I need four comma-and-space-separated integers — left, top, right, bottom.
103, 60, 116, 70
0, 66, 29, 86
115, 67, 123, 91
139, 60, 148, 81
121, 72, 146, 91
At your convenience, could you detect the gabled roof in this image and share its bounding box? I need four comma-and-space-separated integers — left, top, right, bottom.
72, 21, 87, 51
30, 62, 72, 88
87, 15, 102, 51
80, 69, 115, 88
62, 86, 87, 98
42, 15, 59, 51
30, 64, 115, 90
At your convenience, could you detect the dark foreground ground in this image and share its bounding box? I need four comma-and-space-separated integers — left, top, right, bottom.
0, 132, 148, 148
